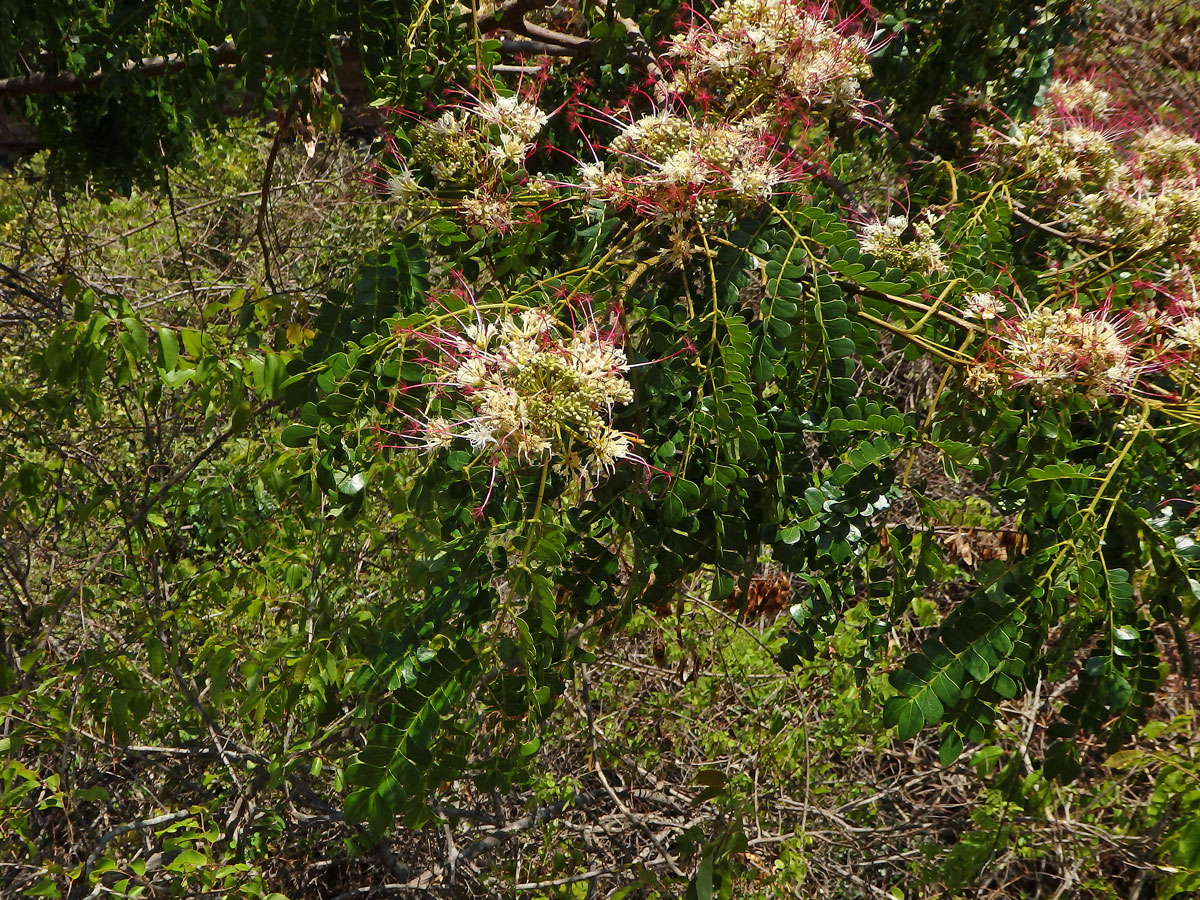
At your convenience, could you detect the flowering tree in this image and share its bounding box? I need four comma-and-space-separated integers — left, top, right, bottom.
269, 0, 1200, 843
6, 0, 1200, 895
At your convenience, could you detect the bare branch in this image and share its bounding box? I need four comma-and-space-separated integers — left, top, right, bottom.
476, 0, 557, 33
0, 43, 242, 100
83, 810, 194, 879
497, 39, 590, 58
0, 37, 351, 101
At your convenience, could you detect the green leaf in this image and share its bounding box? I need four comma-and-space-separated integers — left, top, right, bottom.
1113, 625, 1139, 642
281, 424, 318, 447
337, 471, 367, 496
939, 729, 964, 766
295, 234, 429, 402
156, 327, 179, 370
119, 317, 149, 357
165, 849, 208, 871
883, 696, 926, 740
694, 856, 714, 900
346, 638, 482, 832
24, 878, 61, 898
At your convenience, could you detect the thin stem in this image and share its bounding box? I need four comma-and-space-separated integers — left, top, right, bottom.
902, 333, 975, 485
521, 453, 553, 558
854, 309, 971, 366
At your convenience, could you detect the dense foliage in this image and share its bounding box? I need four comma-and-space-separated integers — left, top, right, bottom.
3, 1, 1200, 898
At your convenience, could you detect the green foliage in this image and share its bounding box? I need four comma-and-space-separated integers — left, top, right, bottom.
345, 636, 483, 831
4, 1, 1200, 898
0, 0, 466, 189
869, 0, 1088, 148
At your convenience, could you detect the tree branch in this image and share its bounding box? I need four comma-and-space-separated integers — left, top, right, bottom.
82, 810, 193, 882
0, 37, 351, 101
0, 43, 242, 100
35, 398, 282, 643
497, 39, 590, 58
578, 665, 686, 878
476, 0, 557, 33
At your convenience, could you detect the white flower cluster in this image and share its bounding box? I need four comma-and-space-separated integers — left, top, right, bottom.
1006, 122, 1122, 190
859, 216, 945, 275
1133, 127, 1200, 181
668, 0, 872, 120
460, 189, 517, 232
1045, 79, 1113, 119
1077, 182, 1200, 249
1171, 315, 1200, 350
975, 306, 1142, 402
963, 291, 1007, 321
415, 308, 636, 477
589, 113, 786, 227
472, 94, 551, 143
979, 78, 1200, 254
409, 92, 550, 187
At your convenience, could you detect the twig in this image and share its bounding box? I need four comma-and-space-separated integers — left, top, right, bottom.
36, 398, 282, 641
328, 885, 453, 900
0, 37, 353, 100
0, 43, 242, 99
82, 810, 193, 882
458, 791, 606, 866
476, 0, 556, 32
399, 790, 609, 890
578, 665, 687, 878
510, 867, 613, 890
431, 805, 503, 826
257, 103, 299, 295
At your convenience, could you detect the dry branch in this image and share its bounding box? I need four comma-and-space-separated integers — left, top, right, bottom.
0, 42, 244, 99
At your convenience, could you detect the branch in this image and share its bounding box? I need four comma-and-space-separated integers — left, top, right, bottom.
257, 100, 301, 294
476, 0, 557, 33
497, 39, 590, 58
0, 37, 352, 101
36, 398, 283, 642
384, 790, 609, 893
458, 790, 607, 866
513, 21, 591, 49
0, 42, 242, 100
82, 810, 194, 882
596, 0, 665, 87
480, 0, 660, 66
578, 665, 686, 878
0, 261, 60, 311
430, 805, 503, 826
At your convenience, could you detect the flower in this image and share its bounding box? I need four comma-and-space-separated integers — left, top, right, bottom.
730, 161, 779, 199
397, 300, 640, 480
963, 291, 1006, 321
579, 161, 620, 197
668, 0, 873, 123
587, 427, 632, 474
976, 76, 1200, 254
460, 189, 517, 233
455, 357, 491, 388
1171, 315, 1200, 350
489, 134, 532, 166
472, 93, 550, 143
407, 91, 551, 195
602, 112, 790, 226
1046, 78, 1113, 119
860, 216, 945, 275
464, 322, 496, 349
986, 305, 1145, 401
422, 417, 455, 450
387, 168, 425, 204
